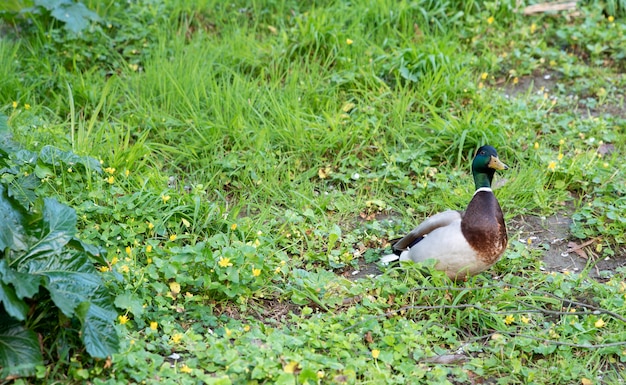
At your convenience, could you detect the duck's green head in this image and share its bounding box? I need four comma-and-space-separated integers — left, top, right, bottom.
472, 145, 508, 189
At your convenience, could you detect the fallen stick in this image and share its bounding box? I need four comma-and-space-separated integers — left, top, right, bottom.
523, 1, 578, 15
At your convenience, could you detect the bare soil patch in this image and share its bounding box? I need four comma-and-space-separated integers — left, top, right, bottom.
510, 213, 626, 277
501, 70, 626, 119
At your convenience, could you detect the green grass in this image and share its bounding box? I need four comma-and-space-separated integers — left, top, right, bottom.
1, 0, 626, 383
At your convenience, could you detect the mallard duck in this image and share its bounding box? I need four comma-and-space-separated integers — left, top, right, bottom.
381, 145, 508, 279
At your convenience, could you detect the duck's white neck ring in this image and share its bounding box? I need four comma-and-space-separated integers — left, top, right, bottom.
473, 187, 493, 196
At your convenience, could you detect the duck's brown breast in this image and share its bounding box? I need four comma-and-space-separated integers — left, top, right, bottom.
461, 191, 507, 264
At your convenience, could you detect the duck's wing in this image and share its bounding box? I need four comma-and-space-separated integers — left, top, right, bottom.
392, 210, 462, 252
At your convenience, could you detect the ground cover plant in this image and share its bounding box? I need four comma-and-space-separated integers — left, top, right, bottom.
1, 0, 625, 383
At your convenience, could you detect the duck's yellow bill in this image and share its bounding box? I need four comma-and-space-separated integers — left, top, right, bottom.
488, 156, 508, 170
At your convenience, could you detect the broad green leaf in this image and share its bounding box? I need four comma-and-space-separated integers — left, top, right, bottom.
0, 185, 28, 252
26, 198, 76, 258
68, 238, 106, 265
25, 250, 100, 317
0, 259, 41, 299
50, 2, 100, 33
38, 145, 101, 173
38, 145, 81, 167
35, 0, 72, 11
0, 311, 42, 378
45, 270, 101, 317
7, 173, 39, 210
76, 292, 119, 358
0, 281, 28, 321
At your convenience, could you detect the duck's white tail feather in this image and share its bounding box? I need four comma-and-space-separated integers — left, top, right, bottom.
380, 253, 400, 264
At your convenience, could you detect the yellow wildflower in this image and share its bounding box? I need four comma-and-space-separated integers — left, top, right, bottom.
557, 153, 564, 160
99, 266, 110, 272
146, 245, 153, 253
487, 16, 494, 24
530, 23, 537, 33
608, 15, 615, 23
169, 234, 177, 241
371, 349, 380, 359
106, 176, 115, 184
179, 364, 192, 374
230, 223, 238, 231
318, 166, 331, 179
513, 77, 519, 85
147, 222, 155, 230
125, 246, 132, 256
111, 256, 119, 265
480, 72, 488, 80
12, 101, 17, 108
504, 315, 515, 325
243, 325, 251, 332
534, 142, 539, 150
161, 194, 171, 203
346, 38, 353, 45
171, 333, 183, 343
24, 103, 31, 110
283, 361, 299, 374
218, 257, 233, 267
521, 315, 530, 324
595, 318, 606, 328
119, 265, 129, 273
104, 167, 116, 174
125, 169, 130, 177
169, 281, 181, 295
118, 315, 129, 325
252, 268, 261, 277
150, 321, 158, 331
547, 161, 557, 171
